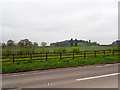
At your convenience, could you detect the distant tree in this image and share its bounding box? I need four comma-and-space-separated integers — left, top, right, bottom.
7, 40, 15, 46
24, 39, 32, 46
70, 38, 74, 46
112, 40, 120, 46
89, 40, 91, 43
18, 39, 32, 47
2, 43, 6, 47
74, 39, 78, 46
18, 40, 25, 47
33, 42, 38, 46
41, 42, 47, 47
50, 41, 69, 47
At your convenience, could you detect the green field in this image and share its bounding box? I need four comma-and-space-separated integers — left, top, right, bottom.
2, 44, 118, 55
1, 44, 119, 74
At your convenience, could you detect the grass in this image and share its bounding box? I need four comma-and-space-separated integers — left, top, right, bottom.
45, 45, 117, 51
2, 55, 119, 74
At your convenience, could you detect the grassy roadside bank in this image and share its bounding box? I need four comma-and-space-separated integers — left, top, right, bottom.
2, 55, 119, 74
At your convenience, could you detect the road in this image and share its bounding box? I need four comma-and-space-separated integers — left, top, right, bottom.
2, 63, 119, 88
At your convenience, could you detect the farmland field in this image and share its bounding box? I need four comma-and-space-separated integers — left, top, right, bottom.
2, 44, 118, 55
1, 45, 119, 73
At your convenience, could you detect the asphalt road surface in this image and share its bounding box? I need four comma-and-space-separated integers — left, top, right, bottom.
2, 63, 119, 88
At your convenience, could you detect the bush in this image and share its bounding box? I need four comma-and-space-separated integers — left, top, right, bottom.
2, 48, 13, 55
28, 48, 35, 54
39, 48, 49, 53
17, 47, 35, 54
17, 48, 26, 54
71, 47, 80, 53
56, 48, 67, 52
107, 47, 119, 51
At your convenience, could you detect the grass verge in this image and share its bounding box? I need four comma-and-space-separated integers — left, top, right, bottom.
2, 55, 119, 74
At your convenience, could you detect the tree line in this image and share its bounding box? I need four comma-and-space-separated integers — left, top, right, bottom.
1, 39, 47, 47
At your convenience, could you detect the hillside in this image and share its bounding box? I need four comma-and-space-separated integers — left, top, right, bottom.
50, 39, 100, 47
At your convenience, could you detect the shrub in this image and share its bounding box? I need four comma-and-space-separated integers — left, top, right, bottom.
107, 47, 119, 51
28, 48, 35, 54
71, 47, 80, 53
56, 48, 67, 52
17, 47, 36, 54
53, 49, 57, 52
39, 48, 49, 53
2, 48, 13, 55
17, 48, 26, 54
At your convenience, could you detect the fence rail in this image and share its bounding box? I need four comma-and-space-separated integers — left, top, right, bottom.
0, 50, 119, 63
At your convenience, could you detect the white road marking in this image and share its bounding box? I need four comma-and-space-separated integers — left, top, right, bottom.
76, 73, 119, 81
96, 66, 103, 67
104, 64, 112, 66
47, 83, 52, 86
47, 83, 50, 85
3, 72, 46, 77
9, 88, 21, 90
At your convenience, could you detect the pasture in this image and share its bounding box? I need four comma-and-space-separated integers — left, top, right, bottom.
2, 44, 118, 55
1, 45, 119, 73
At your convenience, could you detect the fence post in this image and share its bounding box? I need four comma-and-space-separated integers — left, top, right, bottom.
94, 51, 96, 57
60, 52, 62, 60
112, 50, 114, 56
46, 53, 48, 60
13, 54, 15, 63
84, 51, 86, 58
73, 52, 74, 59
117, 49, 119, 55
30, 53, 32, 62
103, 50, 106, 56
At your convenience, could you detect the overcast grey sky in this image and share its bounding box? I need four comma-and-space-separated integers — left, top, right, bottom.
1, 0, 119, 45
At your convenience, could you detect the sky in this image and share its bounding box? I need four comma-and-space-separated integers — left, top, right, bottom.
1, 0, 119, 45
